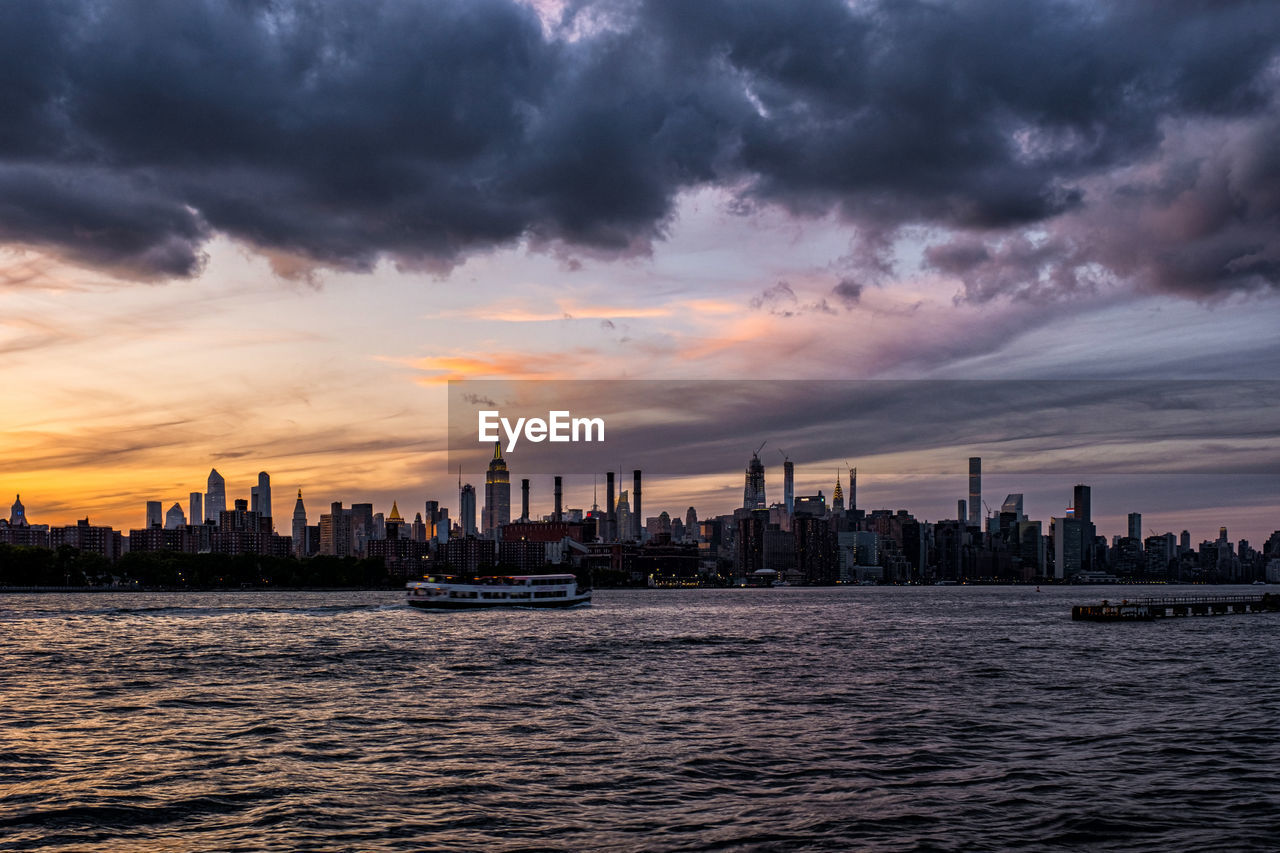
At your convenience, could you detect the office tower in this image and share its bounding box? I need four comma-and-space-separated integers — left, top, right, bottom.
1073, 484, 1091, 525
554, 476, 563, 522
206, 468, 226, 523
958, 499, 967, 524
743, 453, 766, 510
319, 501, 352, 557
292, 490, 307, 557
482, 443, 510, 537
1001, 494, 1025, 520
606, 471, 616, 542
257, 472, 272, 527
189, 492, 202, 528
633, 470, 643, 541
685, 507, 698, 542
968, 457, 981, 528
460, 484, 477, 536
1180, 529, 1191, 554
783, 458, 795, 515
1128, 513, 1142, 541
616, 490, 632, 542
521, 479, 530, 522
351, 503, 374, 555
1069, 485, 1094, 571
1053, 515, 1084, 579
437, 508, 450, 543
832, 476, 845, 512
1218, 526, 1228, 542
146, 501, 162, 529
412, 512, 427, 542
164, 503, 185, 529
848, 467, 856, 513
424, 500, 441, 540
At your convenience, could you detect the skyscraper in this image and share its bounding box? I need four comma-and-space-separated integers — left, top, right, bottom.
605, 471, 616, 542
848, 466, 856, 514
743, 452, 766, 510
206, 468, 226, 524
189, 492, 202, 528
968, 457, 981, 528
146, 501, 162, 529
832, 475, 844, 513
783, 457, 794, 516
460, 483, 477, 536
292, 490, 307, 557
257, 471, 272, 527
1070, 485, 1095, 572
1128, 512, 1143, 541
482, 443, 510, 537
1073, 484, 1092, 525
351, 503, 374, 555
164, 503, 185, 529
616, 489, 632, 542
633, 470, 643, 541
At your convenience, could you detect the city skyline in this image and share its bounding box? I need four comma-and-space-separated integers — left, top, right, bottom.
3, 1, 1279, 547
4, 455, 1274, 549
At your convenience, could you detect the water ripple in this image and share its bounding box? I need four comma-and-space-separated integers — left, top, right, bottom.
2, 586, 1278, 851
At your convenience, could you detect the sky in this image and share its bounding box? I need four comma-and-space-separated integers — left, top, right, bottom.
1, 0, 1278, 543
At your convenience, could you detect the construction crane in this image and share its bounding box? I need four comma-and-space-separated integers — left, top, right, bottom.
755, 440, 767, 457
778, 448, 789, 463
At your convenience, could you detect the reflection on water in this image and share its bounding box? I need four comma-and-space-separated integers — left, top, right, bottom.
2, 586, 1278, 851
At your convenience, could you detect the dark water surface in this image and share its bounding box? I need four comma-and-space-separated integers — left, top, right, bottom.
2, 586, 1278, 851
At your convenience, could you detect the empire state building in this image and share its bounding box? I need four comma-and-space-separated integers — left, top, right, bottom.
482, 442, 511, 538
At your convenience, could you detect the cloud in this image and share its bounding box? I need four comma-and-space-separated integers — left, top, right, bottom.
0, 0, 1277, 299
749, 281, 796, 309
831, 278, 862, 306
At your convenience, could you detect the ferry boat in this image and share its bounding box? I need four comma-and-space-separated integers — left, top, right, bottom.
405, 573, 591, 610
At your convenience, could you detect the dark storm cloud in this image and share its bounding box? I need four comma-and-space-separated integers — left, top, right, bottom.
1, 0, 1278, 295
831, 279, 862, 307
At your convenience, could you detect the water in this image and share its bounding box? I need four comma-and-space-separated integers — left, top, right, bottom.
2, 586, 1278, 851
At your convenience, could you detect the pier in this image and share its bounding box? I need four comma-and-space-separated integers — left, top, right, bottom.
1072, 593, 1280, 622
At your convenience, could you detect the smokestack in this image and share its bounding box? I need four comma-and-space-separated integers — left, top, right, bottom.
606, 471, 616, 541
633, 470, 642, 541
554, 476, 563, 522
521, 479, 530, 522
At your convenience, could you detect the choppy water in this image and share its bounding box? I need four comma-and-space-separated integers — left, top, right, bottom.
2, 585, 1278, 851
